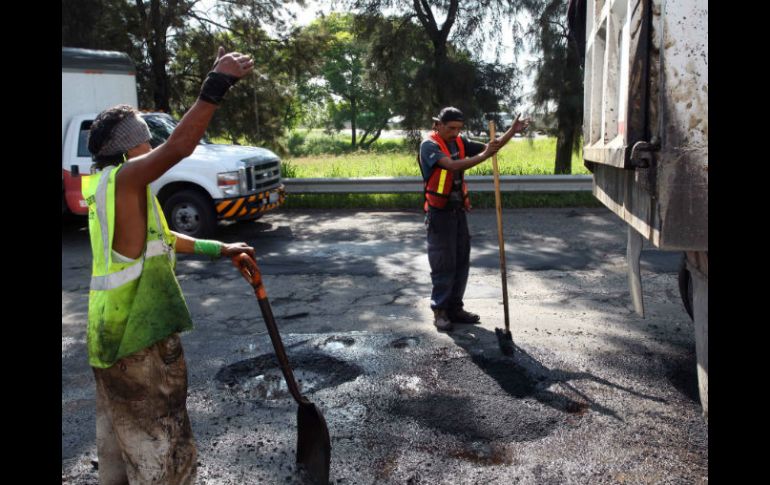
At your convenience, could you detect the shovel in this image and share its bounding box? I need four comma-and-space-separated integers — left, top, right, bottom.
233, 253, 331, 484
489, 120, 514, 356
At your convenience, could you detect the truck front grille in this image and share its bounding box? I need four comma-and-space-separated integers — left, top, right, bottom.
245, 161, 281, 192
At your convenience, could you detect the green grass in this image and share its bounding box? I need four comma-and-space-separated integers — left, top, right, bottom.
282, 136, 589, 178
286, 130, 406, 157
279, 134, 595, 208
214, 131, 596, 208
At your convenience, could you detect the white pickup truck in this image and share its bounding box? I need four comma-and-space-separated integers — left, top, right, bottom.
62, 47, 285, 237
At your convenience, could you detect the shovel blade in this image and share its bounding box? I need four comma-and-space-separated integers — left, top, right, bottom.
495, 327, 514, 356
296, 402, 331, 484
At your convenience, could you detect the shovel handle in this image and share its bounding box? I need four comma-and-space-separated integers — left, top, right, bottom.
233, 253, 309, 405
489, 120, 511, 332
233, 252, 267, 299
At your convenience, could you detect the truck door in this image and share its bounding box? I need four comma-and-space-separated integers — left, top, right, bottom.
63, 120, 95, 215
583, 0, 707, 251
582, 0, 659, 241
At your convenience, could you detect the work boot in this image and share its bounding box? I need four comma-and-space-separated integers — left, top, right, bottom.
448, 308, 481, 324
433, 309, 454, 332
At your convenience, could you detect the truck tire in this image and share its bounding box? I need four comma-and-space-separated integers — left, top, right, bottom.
678, 253, 694, 320
163, 189, 216, 238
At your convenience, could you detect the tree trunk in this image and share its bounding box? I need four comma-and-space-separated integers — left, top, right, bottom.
360, 129, 371, 147
554, 26, 585, 175
350, 97, 357, 149
136, 0, 173, 112
361, 127, 383, 149
554, 118, 574, 174
149, 0, 170, 112
413, 0, 458, 109
433, 44, 448, 107
150, 50, 171, 112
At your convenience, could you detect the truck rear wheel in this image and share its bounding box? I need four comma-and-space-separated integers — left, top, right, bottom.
163, 189, 216, 238
678, 253, 694, 320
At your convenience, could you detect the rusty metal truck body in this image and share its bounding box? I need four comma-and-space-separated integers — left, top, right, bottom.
580, 0, 707, 416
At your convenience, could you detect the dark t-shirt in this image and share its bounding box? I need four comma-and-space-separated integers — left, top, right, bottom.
418, 136, 485, 181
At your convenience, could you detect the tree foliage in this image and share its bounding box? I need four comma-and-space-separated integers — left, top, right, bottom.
520, 0, 583, 173
341, 1, 524, 109
62, 1, 301, 112
62, 1, 529, 155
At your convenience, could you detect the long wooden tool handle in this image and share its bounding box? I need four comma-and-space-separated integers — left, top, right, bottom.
489, 121, 510, 332
233, 253, 308, 405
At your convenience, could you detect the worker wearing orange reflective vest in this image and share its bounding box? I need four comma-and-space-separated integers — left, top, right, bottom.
419, 107, 530, 331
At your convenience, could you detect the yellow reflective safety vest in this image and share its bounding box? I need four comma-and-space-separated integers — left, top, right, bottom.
81, 164, 193, 368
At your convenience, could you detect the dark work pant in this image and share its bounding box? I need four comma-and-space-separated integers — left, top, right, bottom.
92, 333, 197, 485
427, 207, 471, 311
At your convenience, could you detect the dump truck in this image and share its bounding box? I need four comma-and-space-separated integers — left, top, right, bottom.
575, 0, 707, 416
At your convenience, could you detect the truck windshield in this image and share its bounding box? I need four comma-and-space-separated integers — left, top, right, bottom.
143, 114, 212, 148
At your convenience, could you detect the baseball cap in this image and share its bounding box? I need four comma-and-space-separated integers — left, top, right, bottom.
432, 107, 464, 123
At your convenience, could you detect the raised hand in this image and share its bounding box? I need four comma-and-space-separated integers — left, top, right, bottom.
511, 114, 531, 134
212, 47, 255, 80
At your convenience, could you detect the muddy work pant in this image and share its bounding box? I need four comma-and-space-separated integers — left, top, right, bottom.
92, 333, 197, 485
426, 207, 471, 311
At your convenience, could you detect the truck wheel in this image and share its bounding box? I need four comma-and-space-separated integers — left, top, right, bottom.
163, 190, 216, 238
678, 254, 694, 320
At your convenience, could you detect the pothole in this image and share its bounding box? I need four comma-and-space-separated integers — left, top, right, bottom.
468, 355, 538, 398
450, 441, 512, 466
215, 352, 363, 401
319, 336, 356, 351
390, 336, 420, 349
391, 375, 424, 395
565, 401, 589, 414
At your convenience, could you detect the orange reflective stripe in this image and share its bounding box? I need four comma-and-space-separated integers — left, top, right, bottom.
430, 132, 465, 159
455, 136, 466, 159
430, 133, 451, 157
217, 200, 232, 213
224, 198, 244, 218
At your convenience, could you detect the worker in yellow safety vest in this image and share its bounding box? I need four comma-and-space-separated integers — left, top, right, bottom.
81, 47, 258, 485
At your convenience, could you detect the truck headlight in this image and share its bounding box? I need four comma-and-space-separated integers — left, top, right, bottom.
218, 171, 240, 196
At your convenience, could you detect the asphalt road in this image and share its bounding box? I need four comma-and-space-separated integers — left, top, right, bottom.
62, 207, 707, 484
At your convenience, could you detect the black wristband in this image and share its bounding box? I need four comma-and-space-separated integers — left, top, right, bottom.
198, 72, 239, 105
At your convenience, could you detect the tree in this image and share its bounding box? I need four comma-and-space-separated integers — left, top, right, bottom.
342, 0, 523, 110
300, 13, 415, 149
318, 15, 369, 148
62, 0, 152, 105
353, 13, 433, 146
521, 0, 583, 174
169, 17, 324, 151
63, 0, 302, 111
134, 0, 197, 112
62, 0, 137, 50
